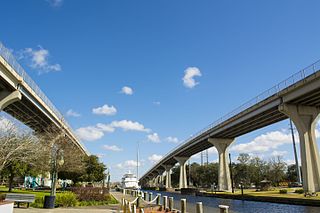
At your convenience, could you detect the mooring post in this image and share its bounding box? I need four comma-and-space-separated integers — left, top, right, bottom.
144, 192, 147, 200
219, 205, 229, 213
196, 202, 203, 213
169, 197, 174, 211
163, 196, 168, 210
133, 204, 137, 213
137, 195, 141, 208
156, 193, 161, 205
181, 199, 186, 213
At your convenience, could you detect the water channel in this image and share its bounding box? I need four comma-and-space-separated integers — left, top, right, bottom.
145, 190, 320, 213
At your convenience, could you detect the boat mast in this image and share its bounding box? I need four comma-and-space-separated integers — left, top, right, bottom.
136, 141, 139, 180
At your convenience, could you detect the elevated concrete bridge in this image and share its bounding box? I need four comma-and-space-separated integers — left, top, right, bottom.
0, 42, 87, 155
140, 60, 320, 193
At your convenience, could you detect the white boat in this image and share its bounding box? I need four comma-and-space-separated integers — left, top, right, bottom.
121, 171, 139, 189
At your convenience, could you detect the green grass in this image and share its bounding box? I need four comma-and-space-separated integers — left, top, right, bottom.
207, 188, 320, 200
0, 186, 118, 208
0, 186, 51, 207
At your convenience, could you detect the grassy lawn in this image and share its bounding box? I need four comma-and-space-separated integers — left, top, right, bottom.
206, 188, 320, 200
0, 186, 50, 198
0, 186, 118, 208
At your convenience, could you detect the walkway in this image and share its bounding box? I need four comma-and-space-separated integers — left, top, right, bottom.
14, 207, 118, 213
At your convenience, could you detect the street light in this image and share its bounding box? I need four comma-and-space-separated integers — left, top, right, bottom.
44, 146, 64, 209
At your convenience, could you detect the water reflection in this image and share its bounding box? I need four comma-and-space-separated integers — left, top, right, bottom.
145, 190, 320, 213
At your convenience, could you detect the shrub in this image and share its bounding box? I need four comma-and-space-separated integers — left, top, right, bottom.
294, 189, 304, 194
279, 189, 287, 194
55, 192, 77, 207
0, 194, 5, 201
30, 197, 44, 208
70, 187, 108, 201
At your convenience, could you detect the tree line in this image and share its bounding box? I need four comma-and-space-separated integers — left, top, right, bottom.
0, 116, 106, 192
170, 153, 300, 189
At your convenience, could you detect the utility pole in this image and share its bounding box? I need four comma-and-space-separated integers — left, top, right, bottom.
188, 159, 191, 187
289, 119, 302, 184
229, 153, 234, 193
206, 149, 209, 165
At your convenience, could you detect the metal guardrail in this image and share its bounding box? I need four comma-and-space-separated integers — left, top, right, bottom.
0, 42, 82, 144
142, 58, 320, 178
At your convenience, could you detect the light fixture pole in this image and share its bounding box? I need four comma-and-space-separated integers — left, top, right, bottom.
289, 119, 302, 184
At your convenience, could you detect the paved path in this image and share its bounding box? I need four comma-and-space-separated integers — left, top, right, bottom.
111, 190, 136, 203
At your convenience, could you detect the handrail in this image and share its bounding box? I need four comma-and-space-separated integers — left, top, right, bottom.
0, 42, 85, 151
141, 58, 320, 179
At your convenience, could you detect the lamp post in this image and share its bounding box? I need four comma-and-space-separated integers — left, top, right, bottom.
44, 146, 64, 209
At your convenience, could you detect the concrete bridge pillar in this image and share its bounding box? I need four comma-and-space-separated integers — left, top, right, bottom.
174, 156, 189, 189
279, 104, 320, 193
163, 165, 172, 188
0, 90, 21, 110
156, 170, 164, 187
208, 138, 234, 191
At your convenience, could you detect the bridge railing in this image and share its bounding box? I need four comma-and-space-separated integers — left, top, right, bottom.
0, 42, 81, 143
145, 59, 320, 178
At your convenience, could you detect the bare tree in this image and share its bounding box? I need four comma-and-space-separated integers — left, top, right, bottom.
0, 117, 41, 172
36, 125, 85, 196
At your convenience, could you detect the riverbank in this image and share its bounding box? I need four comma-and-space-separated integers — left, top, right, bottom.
196, 190, 320, 206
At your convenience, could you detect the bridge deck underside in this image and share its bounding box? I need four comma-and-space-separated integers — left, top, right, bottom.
4, 98, 55, 132
149, 86, 320, 176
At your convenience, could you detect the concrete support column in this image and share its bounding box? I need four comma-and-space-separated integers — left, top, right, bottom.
159, 174, 163, 187
155, 175, 160, 187
174, 156, 189, 189
163, 165, 172, 188
155, 170, 163, 187
0, 90, 21, 110
279, 104, 320, 193
208, 138, 234, 191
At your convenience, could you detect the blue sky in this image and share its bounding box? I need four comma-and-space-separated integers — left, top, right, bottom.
1, 0, 320, 181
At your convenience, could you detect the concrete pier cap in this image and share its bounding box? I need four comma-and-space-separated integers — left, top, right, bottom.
208, 138, 234, 191
279, 103, 320, 193
162, 164, 173, 188
174, 156, 189, 189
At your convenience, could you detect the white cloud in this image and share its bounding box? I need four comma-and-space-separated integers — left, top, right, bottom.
147, 133, 160, 143
66, 109, 81, 117
208, 147, 218, 154
103, 145, 123, 152
121, 86, 133, 95
271, 150, 288, 157
230, 130, 294, 153
76, 120, 150, 141
75, 126, 104, 141
285, 159, 296, 165
92, 104, 117, 116
0, 117, 15, 132
148, 154, 163, 164
19, 46, 61, 74
116, 160, 142, 170
153, 101, 161, 106
182, 67, 202, 88
96, 153, 105, 158
166, 136, 179, 143
110, 120, 150, 132
47, 0, 63, 7
96, 123, 115, 133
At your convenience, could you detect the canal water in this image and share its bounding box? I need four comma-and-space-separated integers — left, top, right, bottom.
145, 190, 320, 213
